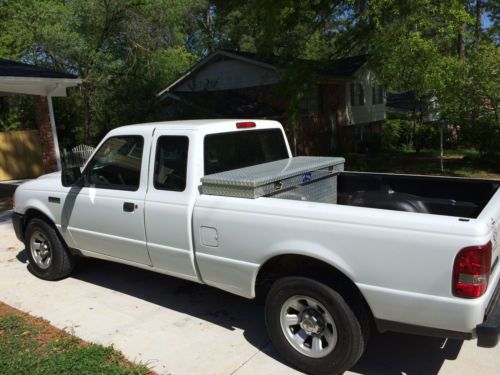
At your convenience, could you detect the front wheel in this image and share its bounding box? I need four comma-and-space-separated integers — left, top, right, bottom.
265, 277, 367, 375
25, 218, 75, 280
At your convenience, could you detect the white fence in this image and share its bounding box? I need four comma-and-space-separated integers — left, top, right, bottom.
62, 144, 95, 168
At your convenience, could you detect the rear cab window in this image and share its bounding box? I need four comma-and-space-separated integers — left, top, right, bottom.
204, 129, 289, 175
153, 136, 189, 192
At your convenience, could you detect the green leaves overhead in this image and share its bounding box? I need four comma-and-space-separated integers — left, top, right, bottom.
0, 0, 206, 144
0, 0, 497, 153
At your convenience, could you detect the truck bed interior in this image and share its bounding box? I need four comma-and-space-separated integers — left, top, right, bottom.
337, 172, 500, 218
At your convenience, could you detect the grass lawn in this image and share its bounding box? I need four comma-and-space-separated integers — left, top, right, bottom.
0, 302, 153, 375
345, 149, 500, 179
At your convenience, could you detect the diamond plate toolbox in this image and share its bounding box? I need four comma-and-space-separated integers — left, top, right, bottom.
201, 156, 345, 199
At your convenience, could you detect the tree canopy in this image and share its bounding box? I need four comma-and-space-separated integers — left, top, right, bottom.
0, 0, 498, 153
0, 0, 205, 144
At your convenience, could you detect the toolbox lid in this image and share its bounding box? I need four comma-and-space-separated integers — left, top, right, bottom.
201, 156, 345, 188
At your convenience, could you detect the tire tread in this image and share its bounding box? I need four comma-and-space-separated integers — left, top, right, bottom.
24, 218, 75, 280
265, 276, 367, 375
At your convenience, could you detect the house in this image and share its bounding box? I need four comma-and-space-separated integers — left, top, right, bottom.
0, 59, 81, 180
158, 50, 386, 155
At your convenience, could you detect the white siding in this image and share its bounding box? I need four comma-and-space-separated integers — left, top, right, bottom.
175, 58, 279, 92
345, 67, 386, 125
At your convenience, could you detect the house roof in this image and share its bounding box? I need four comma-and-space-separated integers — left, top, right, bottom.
158, 50, 369, 98
0, 59, 81, 97
0, 59, 77, 79
223, 50, 369, 77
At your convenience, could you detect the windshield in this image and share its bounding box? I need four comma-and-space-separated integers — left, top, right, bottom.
204, 129, 289, 175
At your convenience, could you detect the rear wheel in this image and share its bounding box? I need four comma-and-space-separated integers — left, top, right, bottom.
265, 277, 367, 375
25, 218, 75, 280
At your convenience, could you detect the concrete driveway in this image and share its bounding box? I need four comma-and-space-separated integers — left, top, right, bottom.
0, 210, 499, 375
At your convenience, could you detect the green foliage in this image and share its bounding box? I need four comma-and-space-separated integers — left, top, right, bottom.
0, 0, 498, 153
0, 313, 149, 375
364, 1, 498, 153
0, 96, 36, 132
0, 0, 206, 145
210, 0, 339, 58
380, 119, 404, 150
0, 111, 23, 132
206, 1, 348, 131
381, 119, 459, 152
345, 148, 500, 178
439, 43, 500, 155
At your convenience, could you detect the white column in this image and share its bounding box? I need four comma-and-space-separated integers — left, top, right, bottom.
47, 95, 62, 170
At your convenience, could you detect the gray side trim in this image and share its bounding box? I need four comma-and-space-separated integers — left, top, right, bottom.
375, 319, 474, 341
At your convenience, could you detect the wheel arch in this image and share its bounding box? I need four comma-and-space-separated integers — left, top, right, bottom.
23, 207, 57, 230
255, 254, 374, 324
22, 207, 78, 256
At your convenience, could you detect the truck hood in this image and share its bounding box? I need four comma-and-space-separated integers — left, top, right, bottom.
17, 171, 63, 192
36, 171, 61, 181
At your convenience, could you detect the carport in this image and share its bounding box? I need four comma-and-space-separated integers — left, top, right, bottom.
0, 59, 81, 173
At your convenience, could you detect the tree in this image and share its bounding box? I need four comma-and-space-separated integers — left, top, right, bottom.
361, 1, 471, 151
1, 0, 497, 154
0, 0, 205, 145
206, 0, 354, 59
439, 43, 499, 155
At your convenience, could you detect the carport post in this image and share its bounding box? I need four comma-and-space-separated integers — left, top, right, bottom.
47, 95, 62, 171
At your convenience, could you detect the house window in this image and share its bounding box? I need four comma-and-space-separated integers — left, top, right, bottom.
350, 83, 364, 106
372, 84, 384, 105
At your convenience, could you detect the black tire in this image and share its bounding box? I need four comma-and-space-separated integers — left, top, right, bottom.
265, 277, 367, 375
24, 218, 75, 280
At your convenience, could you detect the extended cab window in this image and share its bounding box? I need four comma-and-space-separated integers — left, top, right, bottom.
154, 136, 189, 192
204, 129, 289, 175
85, 136, 143, 191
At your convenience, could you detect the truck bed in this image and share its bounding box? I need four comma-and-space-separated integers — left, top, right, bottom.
335, 172, 498, 218
270, 171, 499, 218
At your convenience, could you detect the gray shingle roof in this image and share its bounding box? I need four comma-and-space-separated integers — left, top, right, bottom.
223, 50, 369, 77
0, 59, 77, 79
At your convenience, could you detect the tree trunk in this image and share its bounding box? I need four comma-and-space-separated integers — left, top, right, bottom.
414, 132, 421, 154
413, 118, 420, 153
474, 0, 482, 48
457, 28, 466, 58
82, 87, 92, 145
457, 1, 469, 58
206, 5, 215, 52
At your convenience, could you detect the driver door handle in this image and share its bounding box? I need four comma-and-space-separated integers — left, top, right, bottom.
123, 202, 136, 212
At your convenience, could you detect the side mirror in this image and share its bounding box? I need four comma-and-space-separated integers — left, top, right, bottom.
61, 167, 83, 187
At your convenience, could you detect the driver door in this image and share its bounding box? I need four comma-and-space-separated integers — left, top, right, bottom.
64, 132, 151, 265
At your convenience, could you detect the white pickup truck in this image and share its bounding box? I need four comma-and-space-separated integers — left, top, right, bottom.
12, 120, 500, 374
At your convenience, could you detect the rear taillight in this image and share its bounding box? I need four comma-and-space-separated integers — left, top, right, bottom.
452, 241, 492, 298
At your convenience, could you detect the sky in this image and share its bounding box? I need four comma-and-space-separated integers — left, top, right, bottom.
482, 11, 493, 29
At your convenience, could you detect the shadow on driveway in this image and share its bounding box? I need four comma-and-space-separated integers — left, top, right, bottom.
0, 182, 19, 212
16, 249, 463, 374
0, 210, 13, 224
352, 332, 462, 374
